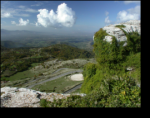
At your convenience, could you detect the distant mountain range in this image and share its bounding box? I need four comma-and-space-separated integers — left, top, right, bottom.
1, 29, 94, 37
1, 29, 42, 36
1, 29, 94, 50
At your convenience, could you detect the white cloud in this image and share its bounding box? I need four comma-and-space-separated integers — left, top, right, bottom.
15, 14, 30, 17
25, 8, 38, 13
36, 3, 76, 28
104, 11, 111, 25
105, 16, 111, 24
117, 5, 140, 22
124, 1, 140, 5
105, 11, 109, 16
1, 12, 12, 18
18, 18, 29, 26
127, 5, 140, 14
11, 21, 16, 24
11, 18, 29, 26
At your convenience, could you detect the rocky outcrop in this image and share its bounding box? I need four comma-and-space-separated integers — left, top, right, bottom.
93, 20, 140, 46
1, 87, 86, 107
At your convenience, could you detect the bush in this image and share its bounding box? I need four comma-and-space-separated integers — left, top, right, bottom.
82, 63, 97, 79
41, 75, 140, 108
40, 99, 48, 107
39, 73, 43, 76
115, 24, 126, 28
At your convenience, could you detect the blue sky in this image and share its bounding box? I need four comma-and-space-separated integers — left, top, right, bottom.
1, 1, 141, 35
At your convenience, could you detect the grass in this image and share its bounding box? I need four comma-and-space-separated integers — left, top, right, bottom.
28, 63, 41, 69
1, 69, 35, 82
2, 69, 17, 77
32, 76, 83, 93
70, 88, 81, 94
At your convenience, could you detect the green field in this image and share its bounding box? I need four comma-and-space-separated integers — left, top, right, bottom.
32, 76, 83, 93
1, 70, 35, 82
1, 63, 41, 82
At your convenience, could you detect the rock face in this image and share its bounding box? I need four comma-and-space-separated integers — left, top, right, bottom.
1, 87, 86, 107
93, 20, 140, 46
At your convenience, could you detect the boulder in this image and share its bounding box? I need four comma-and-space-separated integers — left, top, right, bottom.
93, 20, 141, 46
1, 87, 86, 107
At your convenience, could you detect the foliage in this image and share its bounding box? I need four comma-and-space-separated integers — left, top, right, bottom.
82, 63, 97, 79
40, 99, 48, 107
115, 24, 126, 28
79, 26, 141, 106
119, 28, 141, 55
41, 44, 94, 60
40, 75, 140, 107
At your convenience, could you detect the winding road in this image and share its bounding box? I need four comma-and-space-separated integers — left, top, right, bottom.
63, 83, 82, 94
26, 68, 70, 84
27, 69, 83, 89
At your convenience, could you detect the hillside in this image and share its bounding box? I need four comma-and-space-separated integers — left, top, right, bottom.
1, 20, 141, 107
1, 44, 94, 79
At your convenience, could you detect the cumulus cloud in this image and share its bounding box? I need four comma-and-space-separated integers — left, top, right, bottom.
36, 3, 76, 28
117, 5, 140, 22
105, 16, 111, 24
124, 1, 140, 5
11, 18, 29, 26
1, 12, 12, 18
18, 18, 29, 26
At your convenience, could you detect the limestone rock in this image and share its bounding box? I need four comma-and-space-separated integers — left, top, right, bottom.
1, 87, 86, 107
93, 20, 140, 46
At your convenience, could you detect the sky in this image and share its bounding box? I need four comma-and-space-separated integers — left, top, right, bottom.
1, 1, 141, 35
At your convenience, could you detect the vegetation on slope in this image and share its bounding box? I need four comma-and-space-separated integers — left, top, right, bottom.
41, 44, 94, 60
40, 27, 141, 107
81, 28, 140, 92
1, 44, 94, 81
115, 24, 126, 28
40, 75, 140, 107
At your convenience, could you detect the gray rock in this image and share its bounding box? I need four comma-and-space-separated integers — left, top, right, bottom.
93, 20, 140, 47
1, 87, 86, 107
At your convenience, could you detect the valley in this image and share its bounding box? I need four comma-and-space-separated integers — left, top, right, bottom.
1, 42, 96, 95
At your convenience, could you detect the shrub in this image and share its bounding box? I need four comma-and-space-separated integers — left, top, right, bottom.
39, 73, 43, 76
40, 99, 48, 107
115, 24, 126, 28
42, 75, 140, 108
